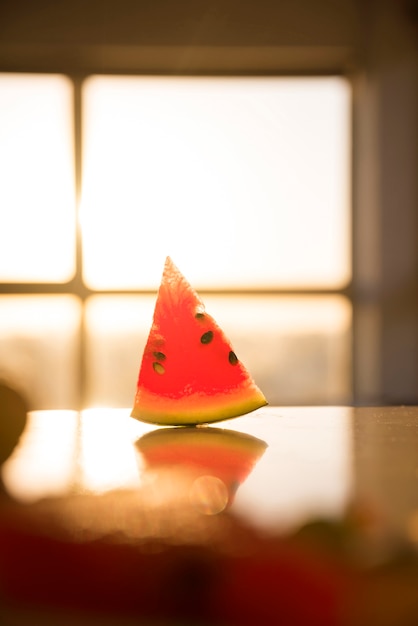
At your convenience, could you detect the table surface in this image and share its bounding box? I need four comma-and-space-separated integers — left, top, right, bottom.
1, 405, 418, 625
2, 405, 418, 545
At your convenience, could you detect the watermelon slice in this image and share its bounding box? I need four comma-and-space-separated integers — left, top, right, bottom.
131, 257, 267, 425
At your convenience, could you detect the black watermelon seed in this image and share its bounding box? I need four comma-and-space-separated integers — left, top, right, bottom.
200, 330, 214, 344
229, 351, 238, 365
153, 362, 165, 375
195, 312, 205, 320
153, 351, 166, 361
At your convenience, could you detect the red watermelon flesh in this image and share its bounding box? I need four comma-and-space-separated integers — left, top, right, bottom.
136, 427, 267, 507
131, 257, 267, 425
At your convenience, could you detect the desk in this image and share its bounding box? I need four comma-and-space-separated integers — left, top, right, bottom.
1, 406, 418, 625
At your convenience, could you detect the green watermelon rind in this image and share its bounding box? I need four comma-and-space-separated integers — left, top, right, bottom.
131, 385, 267, 426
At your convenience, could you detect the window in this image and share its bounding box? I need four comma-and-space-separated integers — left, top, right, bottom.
0, 73, 352, 409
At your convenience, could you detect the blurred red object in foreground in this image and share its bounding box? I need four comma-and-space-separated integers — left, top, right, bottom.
0, 491, 346, 626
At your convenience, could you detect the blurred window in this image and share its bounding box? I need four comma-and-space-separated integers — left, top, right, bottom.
81, 76, 351, 290
0, 73, 352, 409
0, 74, 75, 283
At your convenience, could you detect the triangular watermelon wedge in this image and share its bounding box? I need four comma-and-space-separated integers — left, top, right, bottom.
131, 257, 267, 426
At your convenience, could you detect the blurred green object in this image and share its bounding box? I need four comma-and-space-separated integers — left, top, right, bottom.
0, 382, 27, 466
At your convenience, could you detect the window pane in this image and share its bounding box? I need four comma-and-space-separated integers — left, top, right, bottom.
84, 295, 156, 408
85, 294, 352, 408
81, 76, 351, 290
0, 296, 81, 409
0, 74, 75, 282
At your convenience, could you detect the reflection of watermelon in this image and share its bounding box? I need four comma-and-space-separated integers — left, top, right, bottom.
131, 257, 267, 426
136, 427, 267, 508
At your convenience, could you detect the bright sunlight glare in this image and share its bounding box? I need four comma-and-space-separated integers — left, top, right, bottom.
2, 411, 79, 502
2, 410, 152, 501
0, 74, 75, 282
78, 409, 150, 493
80, 76, 351, 290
